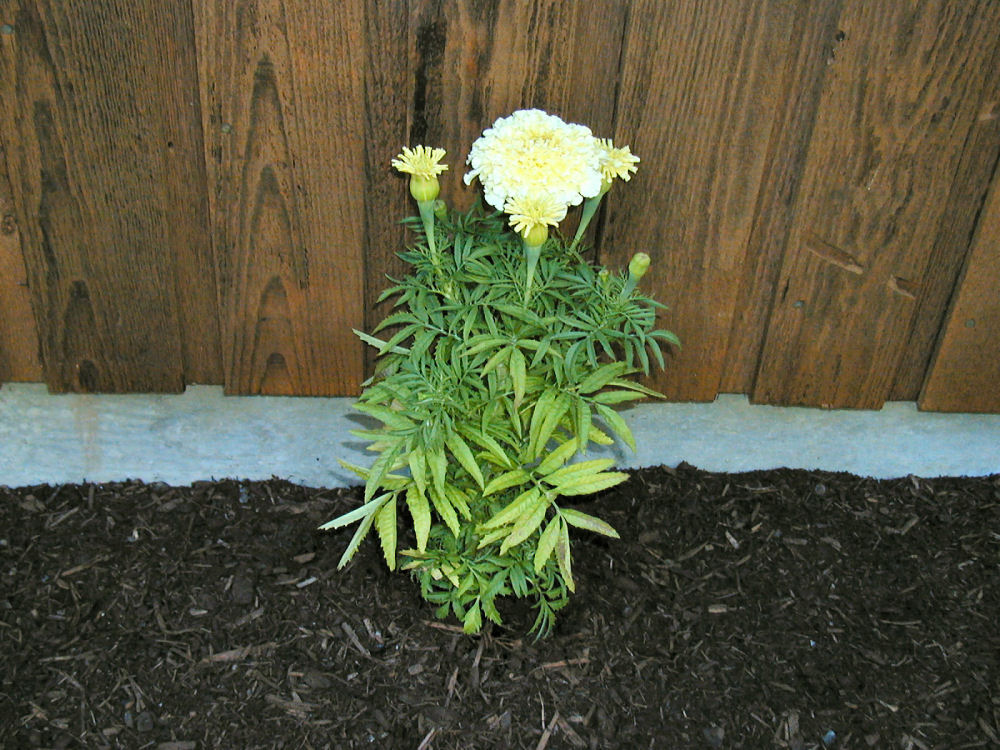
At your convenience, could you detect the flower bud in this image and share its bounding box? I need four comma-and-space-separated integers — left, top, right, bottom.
409, 175, 440, 202
628, 252, 651, 280
522, 223, 549, 248
433, 199, 448, 220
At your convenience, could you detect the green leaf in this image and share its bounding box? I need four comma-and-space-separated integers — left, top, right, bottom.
353, 403, 415, 431
318, 493, 389, 531
556, 518, 574, 592
530, 392, 571, 460
375, 497, 398, 570
353, 328, 410, 355
533, 515, 561, 573
560, 507, 620, 538
445, 431, 485, 490
535, 437, 579, 476
408, 448, 427, 497
445, 485, 472, 520
595, 403, 637, 452
427, 445, 448, 499
336, 506, 378, 569
509, 347, 527, 407
605, 378, 666, 399
543, 458, 616, 487
552, 471, 629, 496
591, 389, 647, 405
458, 426, 516, 469
483, 469, 531, 497
406, 486, 431, 552
476, 525, 511, 550
577, 362, 630, 394
499, 495, 549, 555
574, 397, 592, 451
463, 601, 483, 634
483, 486, 541, 530
429, 487, 460, 537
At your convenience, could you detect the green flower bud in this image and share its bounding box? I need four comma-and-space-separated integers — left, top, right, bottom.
522, 223, 549, 248
433, 199, 447, 220
628, 252, 651, 280
409, 174, 440, 202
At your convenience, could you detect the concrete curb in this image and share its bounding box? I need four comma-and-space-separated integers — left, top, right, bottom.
1, 383, 997, 488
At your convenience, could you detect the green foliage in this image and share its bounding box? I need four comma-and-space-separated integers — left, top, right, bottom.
321, 201, 675, 637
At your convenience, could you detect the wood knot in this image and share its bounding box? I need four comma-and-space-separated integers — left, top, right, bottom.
1, 213, 16, 235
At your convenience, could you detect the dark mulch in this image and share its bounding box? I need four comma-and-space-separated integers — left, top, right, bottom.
1, 465, 998, 749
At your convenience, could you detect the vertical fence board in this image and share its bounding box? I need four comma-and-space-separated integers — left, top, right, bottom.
604, 0, 797, 400
0, 0, 212, 392
919, 167, 1000, 412
409, 0, 627, 212
194, 0, 367, 395
890, 57, 1000, 401
0, 136, 42, 382
753, 1, 1000, 409
719, 0, 845, 394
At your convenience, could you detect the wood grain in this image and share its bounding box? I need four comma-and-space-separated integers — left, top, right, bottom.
720, 0, 846, 394
193, 0, 367, 395
603, 0, 797, 400
890, 46, 1000, 400
919, 165, 1000, 412
0, 0, 217, 392
408, 0, 627, 213
753, 1, 1000, 409
0, 135, 42, 382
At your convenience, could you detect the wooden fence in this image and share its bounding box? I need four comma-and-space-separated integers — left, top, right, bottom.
1, 0, 998, 411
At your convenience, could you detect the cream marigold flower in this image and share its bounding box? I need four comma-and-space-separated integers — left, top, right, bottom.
596, 138, 639, 182
464, 109, 603, 212
391, 145, 448, 179
504, 193, 567, 240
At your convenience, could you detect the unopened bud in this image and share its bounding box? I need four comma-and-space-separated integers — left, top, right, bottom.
409, 175, 440, 202
628, 252, 651, 280
433, 199, 447, 220
522, 223, 549, 248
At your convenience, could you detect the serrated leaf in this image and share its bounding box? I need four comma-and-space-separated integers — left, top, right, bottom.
375, 497, 398, 570
427, 445, 448, 499
483, 487, 541, 530
408, 448, 427, 497
445, 431, 485, 490
353, 328, 410, 355
533, 515, 561, 573
560, 507, 620, 538
591, 389, 647, 405
406, 486, 431, 552
577, 362, 630, 394
445, 485, 472, 520
463, 601, 483, 634
553, 471, 629, 496
458, 426, 516, 469
535, 437, 579, 476
509, 347, 527, 407
476, 525, 511, 550
543, 458, 617, 487
483, 469, 531, 497
530, 392, 571, 460
336, 507, 377, 569
318, 493, 389, 531
595, 403, 637, 452
353, 402, 415, 430
605, 378, 666, 399
499, 496, 549, 555
429, 487, 460, 537
574, 397, 591, 452
556, 519, 574, 592
587, 424, 615, 446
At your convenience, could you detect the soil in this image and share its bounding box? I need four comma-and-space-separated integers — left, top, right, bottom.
1, 465, 998, 749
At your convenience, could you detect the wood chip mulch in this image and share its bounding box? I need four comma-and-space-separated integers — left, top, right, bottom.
1, 465, 998, 749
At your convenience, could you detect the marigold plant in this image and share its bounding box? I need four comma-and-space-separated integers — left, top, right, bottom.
321, 109, 678, 636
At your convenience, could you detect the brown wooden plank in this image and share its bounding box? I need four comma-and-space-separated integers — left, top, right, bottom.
720, 0, 846, 394
193, 0, 368, 395
0, 0, 216, 392
409, 0, 628, 213
602, 0, 798, 400
919, 165, 1000, 413
753, 1, 1000, 409
890, 47, 1000, 400
0, 136, 42, 382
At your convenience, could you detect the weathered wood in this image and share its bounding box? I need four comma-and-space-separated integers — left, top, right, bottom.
753, 0, 1000, 409
0, 0, 216, 392
919, 164, 1000, 413
603, 0, 797, 400
0, 136, 42, 382
720, 0, 846, 394
409, 0, 627, 213
890, 48, 1000, 400
193, 0, 367, 395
